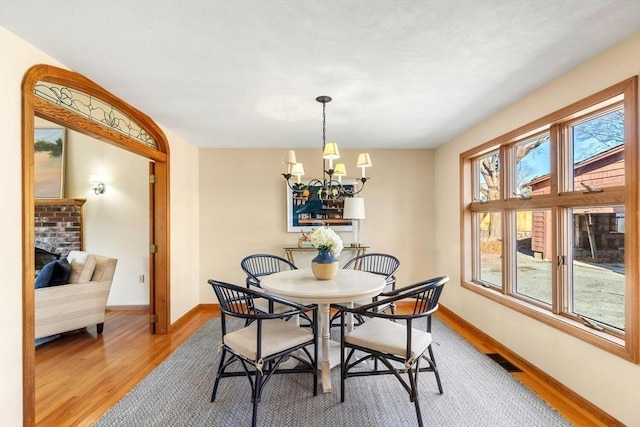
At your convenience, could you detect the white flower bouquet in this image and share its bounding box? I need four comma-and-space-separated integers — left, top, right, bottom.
309, 226, 343, 257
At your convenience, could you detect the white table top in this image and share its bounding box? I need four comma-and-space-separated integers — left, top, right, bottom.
261, 268, 386, 305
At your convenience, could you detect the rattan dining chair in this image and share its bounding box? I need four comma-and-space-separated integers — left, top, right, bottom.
209, 279, 318, 427
240, 254, 306, 319
338, 276, 448, 427
241, 254, 298, 290
330, 253, 400, 327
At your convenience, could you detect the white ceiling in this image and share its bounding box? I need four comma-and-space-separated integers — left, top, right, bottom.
1, 1, 639, 149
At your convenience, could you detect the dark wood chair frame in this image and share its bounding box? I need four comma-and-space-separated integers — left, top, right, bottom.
209, 279, 318, 427
338, 276, 448, 427
241, 253, 302, 313
330, 252, 400, 326
241, 253, 297, 290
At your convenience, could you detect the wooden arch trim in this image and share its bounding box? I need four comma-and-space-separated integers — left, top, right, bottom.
21, 64, 171, 426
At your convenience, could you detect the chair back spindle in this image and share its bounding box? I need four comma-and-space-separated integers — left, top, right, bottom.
343, 253, 400, 287
333, 253, 401, 326
241, 254, 297, 288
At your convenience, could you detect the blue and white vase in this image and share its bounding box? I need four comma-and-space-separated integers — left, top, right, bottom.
311, 249, 339, 280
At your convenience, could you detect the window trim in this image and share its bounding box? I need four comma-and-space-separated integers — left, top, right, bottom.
460, 77, 638, 362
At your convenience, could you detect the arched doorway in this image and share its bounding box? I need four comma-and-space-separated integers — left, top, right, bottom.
21, 64, 171, 426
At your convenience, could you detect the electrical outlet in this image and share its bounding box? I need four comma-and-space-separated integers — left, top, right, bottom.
138, 274, 145, 283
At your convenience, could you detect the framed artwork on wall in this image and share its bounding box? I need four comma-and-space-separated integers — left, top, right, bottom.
286, 182, 354, 232
34, 128, 66, 198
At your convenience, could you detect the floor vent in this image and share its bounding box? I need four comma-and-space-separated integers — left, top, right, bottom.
486, 353, 522, 372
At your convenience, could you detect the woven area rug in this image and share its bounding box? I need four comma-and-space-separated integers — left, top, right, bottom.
96, 317, 570, 427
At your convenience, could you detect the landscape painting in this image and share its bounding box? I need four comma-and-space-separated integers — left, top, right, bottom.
34, 128, 65, 198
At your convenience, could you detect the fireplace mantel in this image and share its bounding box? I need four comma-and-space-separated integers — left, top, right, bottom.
35, 198, 87, 207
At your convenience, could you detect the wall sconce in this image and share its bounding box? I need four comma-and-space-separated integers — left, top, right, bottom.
343, 197, 366, 247
89, 175, 106, 195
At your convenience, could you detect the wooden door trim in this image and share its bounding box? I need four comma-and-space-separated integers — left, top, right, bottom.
22, 64, 171, 426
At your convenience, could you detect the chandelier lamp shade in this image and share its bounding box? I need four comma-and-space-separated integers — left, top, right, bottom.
281, 96, 372, 199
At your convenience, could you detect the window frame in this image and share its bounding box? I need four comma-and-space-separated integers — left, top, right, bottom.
460, 77, 639, 362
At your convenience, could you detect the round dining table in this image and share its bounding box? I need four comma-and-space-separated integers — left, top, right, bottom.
261, 268, 386, 393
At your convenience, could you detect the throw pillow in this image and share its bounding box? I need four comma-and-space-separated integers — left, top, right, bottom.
48, 258, 71, 286
35, 258, 71, 288
67, 251, 97, 283
35, 261, 55, 289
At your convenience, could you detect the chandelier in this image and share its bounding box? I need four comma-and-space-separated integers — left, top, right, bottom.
281, 96, 372, 200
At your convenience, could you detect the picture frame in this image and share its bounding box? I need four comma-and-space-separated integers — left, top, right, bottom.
286, 182, 354, 232
34, 128, 66, 198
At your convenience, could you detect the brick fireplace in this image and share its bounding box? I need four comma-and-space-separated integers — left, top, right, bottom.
35, 198, 86, 270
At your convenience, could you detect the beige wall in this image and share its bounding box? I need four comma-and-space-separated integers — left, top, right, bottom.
61, 121, 151, 306
0, 26, 201, 424
198, 148, 436, 302
0, 26, 63, 426
164, 124, 201, 320
433, 31, 640, 425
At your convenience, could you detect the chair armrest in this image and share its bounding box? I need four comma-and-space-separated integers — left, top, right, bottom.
223, 283, 317, 319
245, 284, 314, 310
35, 280, 112, 303
35, 280, 113, 339
249, 294, 318, 320
379, 276, 448, 298
337, 276, 449, 320
339, 304, 436, 322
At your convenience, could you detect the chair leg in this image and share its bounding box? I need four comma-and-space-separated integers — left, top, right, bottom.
97, 323, 104, 334
340, 333, 351, 403
251, 371, 263, 427
408, 365, 424, 427
313, 332, 319, 396
211, 349, 228, 402
330, 310, 339, 328
428, 346, 443, 394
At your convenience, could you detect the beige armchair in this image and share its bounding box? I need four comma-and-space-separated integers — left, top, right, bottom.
35, 252, 117, 339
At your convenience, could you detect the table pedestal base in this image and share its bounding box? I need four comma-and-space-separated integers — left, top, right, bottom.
319, 303, 353, 393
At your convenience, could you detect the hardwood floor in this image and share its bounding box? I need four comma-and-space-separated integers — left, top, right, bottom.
35, 307, 217, 426
34, 305, 620, 426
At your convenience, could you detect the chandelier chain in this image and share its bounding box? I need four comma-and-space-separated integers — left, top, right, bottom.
322, 101, 327, 150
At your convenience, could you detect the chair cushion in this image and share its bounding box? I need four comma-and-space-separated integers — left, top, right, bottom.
224, 319, 313, 361
345, 317, 432, 363
67, 251, 96, 283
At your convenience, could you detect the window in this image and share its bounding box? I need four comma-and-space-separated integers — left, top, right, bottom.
461, 77, 638, 362
515, 208, 553, 305
569, 206, 626, 331
476, 211, 502, 287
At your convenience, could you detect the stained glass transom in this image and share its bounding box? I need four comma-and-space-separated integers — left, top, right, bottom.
34, 81, 158, 149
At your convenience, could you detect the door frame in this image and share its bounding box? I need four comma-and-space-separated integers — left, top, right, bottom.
21, 64, 171, 426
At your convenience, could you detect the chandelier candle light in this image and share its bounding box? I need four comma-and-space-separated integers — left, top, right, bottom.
281, 96, 372, 200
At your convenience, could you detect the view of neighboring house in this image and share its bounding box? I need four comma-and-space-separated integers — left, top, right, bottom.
526, 145, 625, 262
